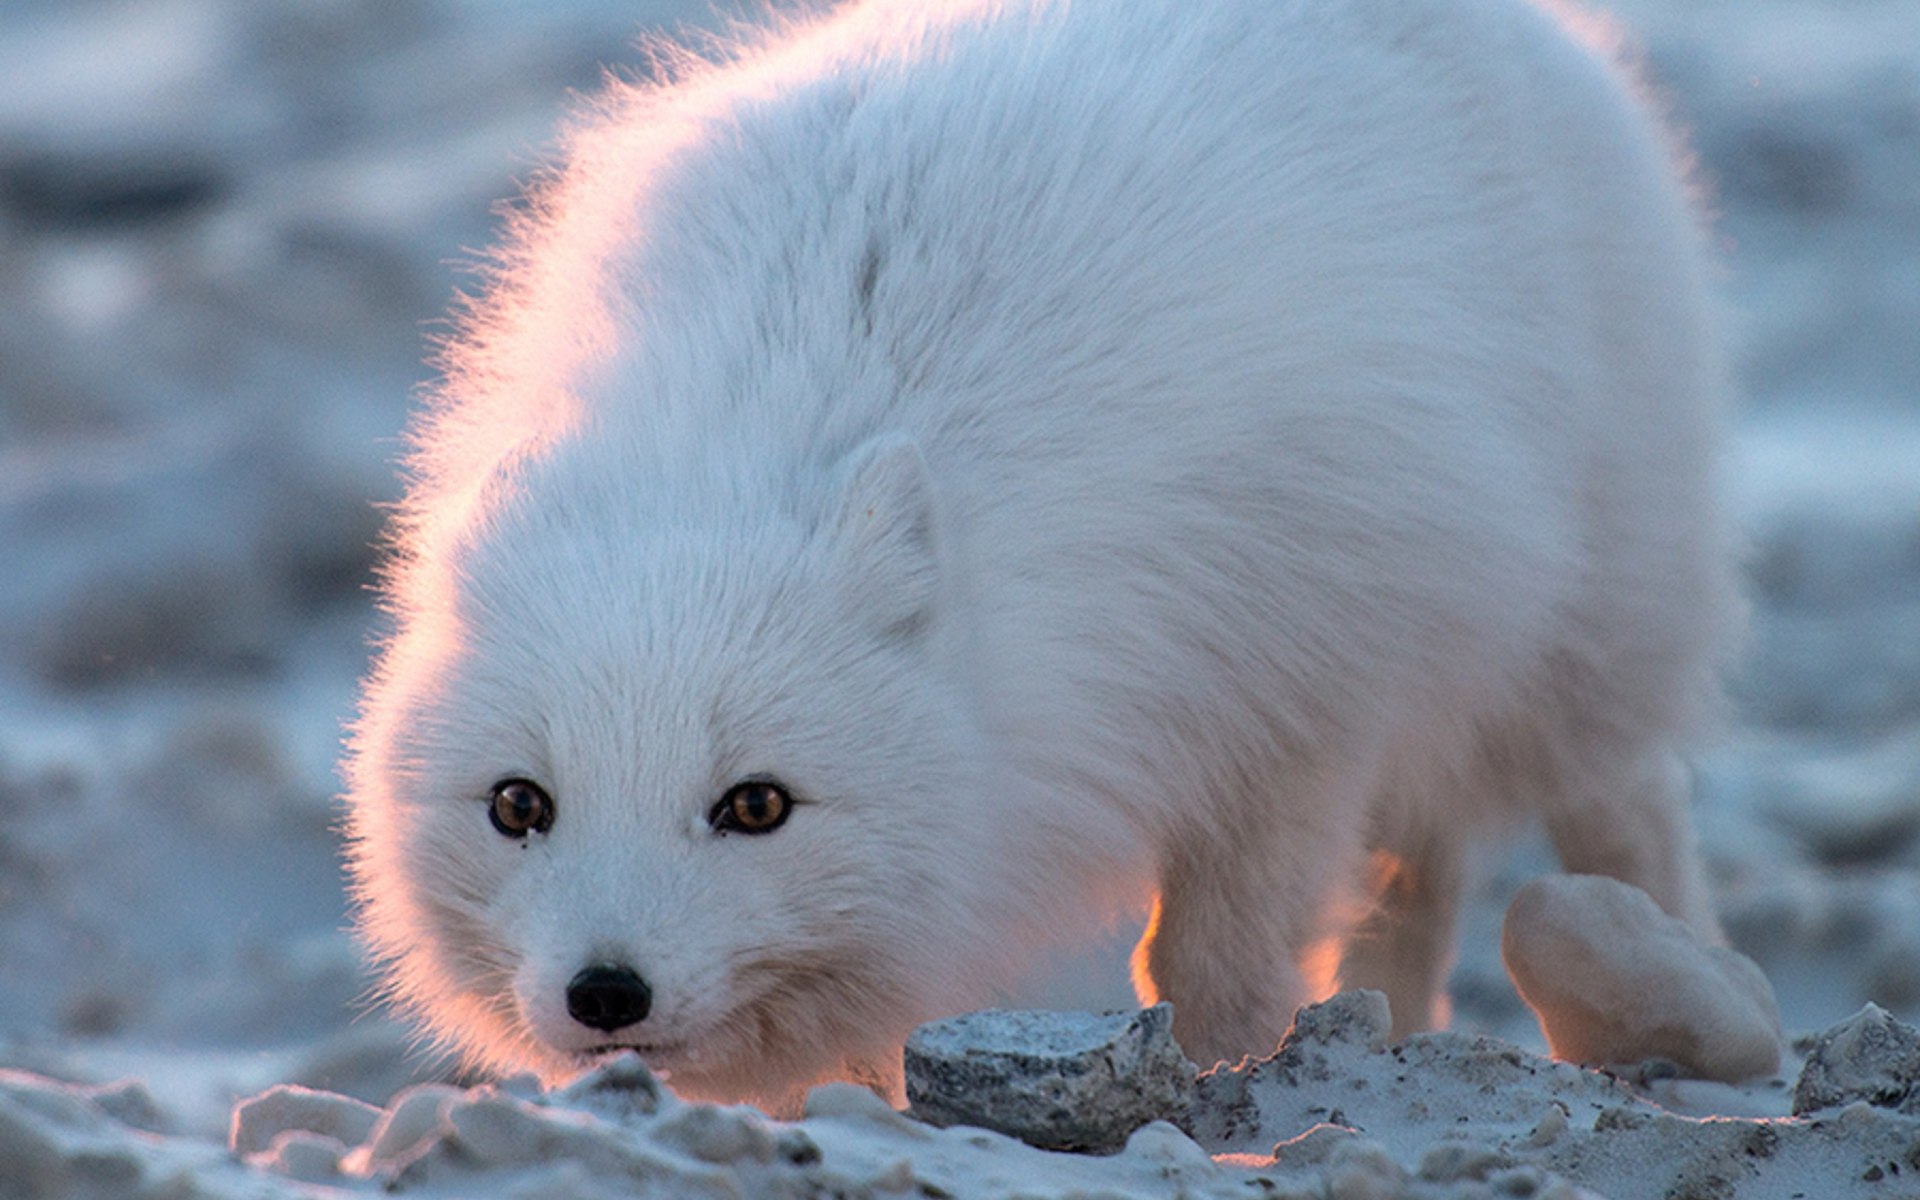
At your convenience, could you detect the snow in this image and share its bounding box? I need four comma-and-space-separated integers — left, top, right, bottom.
0, 0, 1915, 1195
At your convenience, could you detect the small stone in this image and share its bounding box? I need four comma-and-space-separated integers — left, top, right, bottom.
551, 1052, 662, 1122
803, 1082, 935, 1141
81, 1078, 170, 1135
230, 1084, 382, 1157
1791, 1003, 1920, 1116
1272, 1122, 1362, 1167
1280, 990, 1392, 1055
1417, 1140, 1508, 1183
775, 1129, 823, 1165
804, 1081, 898, 1122
1831, 1098, 1886, 1132
649, 1105, 778, 1164
1118, 1120, 1217, 1178
1326, 1140, 1408, 1200
1502, 875, 1784, 1082
903, 1003, 1197, 1154
1524, 1102, 1570, 1148
251, 1130, 347, 1183
869, 1157, 916, 1190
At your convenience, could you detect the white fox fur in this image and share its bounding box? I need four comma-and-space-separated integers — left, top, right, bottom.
344, 0, 1739, 1111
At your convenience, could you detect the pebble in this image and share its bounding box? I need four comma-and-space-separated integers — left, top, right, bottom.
1501, 874, 1784, 1082
903, 1002, 1197, 1154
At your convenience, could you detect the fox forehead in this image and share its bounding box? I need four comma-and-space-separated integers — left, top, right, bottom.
426, 532, 890, 799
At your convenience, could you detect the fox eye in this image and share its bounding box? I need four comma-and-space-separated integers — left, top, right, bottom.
710, 780, 792, 835
489, 779, 555, 838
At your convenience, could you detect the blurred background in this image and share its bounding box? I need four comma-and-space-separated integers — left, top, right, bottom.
0, 0, 1914, 1137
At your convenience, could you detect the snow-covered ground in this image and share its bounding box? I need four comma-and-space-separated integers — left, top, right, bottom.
0, 0, 1915, 1195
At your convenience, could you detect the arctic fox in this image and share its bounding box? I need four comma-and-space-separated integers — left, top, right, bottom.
344, 0, 1738, 1110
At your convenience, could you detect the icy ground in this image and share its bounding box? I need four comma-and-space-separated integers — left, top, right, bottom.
0, 0, 1916, 1195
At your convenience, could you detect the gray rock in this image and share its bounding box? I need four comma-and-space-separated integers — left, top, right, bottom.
903, 1003, 1197, 1154
1792, 1003, 1920, 1116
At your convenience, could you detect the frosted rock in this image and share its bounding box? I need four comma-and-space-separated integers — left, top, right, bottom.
803, 1081, 936, 1140
868, 1158, 915, 1190
1283, 988, 1393, 1054
253, 1130, 347, 1183
1416, 1140, 1510, 1183
361, 1083, 465, 1167
551, 1052, 663, 1123
78, 1078, 169, 1135
1326, 1139, 1409, 1200
1502, 875, 1784, 1082
903, 1003, 1197, 1153
230, 1083, 382, 1156
1524, 1102, 1570, 1147
649, 1105, 778, 1164
1117, 1119, 1218, 1179
1791, 1003, 1920, 1115
772, 1129, 824, 1166
442, 1092, 566, 1167
1273, 1122, 1363, 1166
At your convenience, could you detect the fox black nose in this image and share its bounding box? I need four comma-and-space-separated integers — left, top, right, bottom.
566, 963, 652, 1032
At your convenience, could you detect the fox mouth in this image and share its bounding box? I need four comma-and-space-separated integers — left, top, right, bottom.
578, 1042, 687, 1071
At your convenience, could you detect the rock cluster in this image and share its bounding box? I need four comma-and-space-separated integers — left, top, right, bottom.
14, 1000, 1920, 1199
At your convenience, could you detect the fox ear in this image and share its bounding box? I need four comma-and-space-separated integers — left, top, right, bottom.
832, 434, 939, 636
